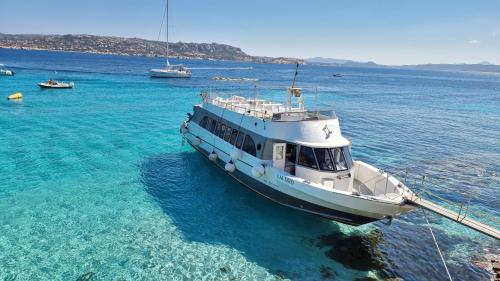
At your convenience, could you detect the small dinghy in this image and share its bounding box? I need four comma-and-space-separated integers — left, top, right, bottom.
38, 80, 74, 89
0, 64, 14, 76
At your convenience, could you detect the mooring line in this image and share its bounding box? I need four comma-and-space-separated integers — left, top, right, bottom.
422, 209, 453, 281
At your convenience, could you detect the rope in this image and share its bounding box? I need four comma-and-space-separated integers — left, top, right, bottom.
422, 209, 453, 281
156, 0, 168, 41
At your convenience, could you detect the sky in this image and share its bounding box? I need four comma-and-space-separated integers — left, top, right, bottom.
1, 0, 500, 65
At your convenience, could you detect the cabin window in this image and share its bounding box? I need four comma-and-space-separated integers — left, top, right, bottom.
314, 148, 334, 171
209, 119, 217, 133
200, 116, 208, 128
298, 146, 318, 169
242, 135, 256, 156
341, 147, 353, 169
331, 147, 348, 171
229, 129, 239, 145
214, 122, 222, 136
224, 126, 232, 142
235, 132, 245, 148
204, 117, 212, 129
218, 124, 226, 138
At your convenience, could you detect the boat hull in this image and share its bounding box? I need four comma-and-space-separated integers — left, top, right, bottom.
150, 69, 191, 78
186, 138, 380, 226
38, 83, 73, 89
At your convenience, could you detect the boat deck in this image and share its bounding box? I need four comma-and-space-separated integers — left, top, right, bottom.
210, 95, 336, 121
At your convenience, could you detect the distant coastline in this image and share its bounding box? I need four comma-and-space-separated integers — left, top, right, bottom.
0, 33, 303, 65
306, 57, 500, 74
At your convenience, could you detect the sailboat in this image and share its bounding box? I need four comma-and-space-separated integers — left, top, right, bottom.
150, 0, 192, 78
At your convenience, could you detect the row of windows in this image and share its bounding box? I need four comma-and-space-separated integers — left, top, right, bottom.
297, 146, 352, 172
200, 116, 257, 156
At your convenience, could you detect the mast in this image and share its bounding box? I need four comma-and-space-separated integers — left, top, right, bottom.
166, 0, 170, 66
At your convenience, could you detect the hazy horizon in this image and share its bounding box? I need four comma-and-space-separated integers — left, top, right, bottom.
1, 0, 499, 65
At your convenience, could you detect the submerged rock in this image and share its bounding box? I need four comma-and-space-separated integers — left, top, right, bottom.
219, 265, 231, 273
474, 254, 500, 281
319, 265, 336, 280
317, 230, 385, 271
76, 272, 96, 281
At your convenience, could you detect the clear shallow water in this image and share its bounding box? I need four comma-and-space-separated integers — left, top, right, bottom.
0, 49, 499, 280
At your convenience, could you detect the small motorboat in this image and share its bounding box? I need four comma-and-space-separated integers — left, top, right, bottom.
38, 80, 74, 89
333, 73, 342, 77
0, 68, 14, 76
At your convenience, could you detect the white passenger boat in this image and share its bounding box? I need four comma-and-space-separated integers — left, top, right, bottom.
180, 83, 417, 225
150, 0, 192, 78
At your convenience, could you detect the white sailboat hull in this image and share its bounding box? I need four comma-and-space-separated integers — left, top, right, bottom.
150, 68, 192, 78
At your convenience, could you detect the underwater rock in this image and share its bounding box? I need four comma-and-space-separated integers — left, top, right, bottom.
354, 277, 377, 281
317, 230, 385, 271
76, 272, 96, 281
474, 254, 500, 281
271, 270, 289, 280
319, 265, 336, 279
219, 265, 231, 273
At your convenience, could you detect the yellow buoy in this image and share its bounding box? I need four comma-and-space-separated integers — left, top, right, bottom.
7, 92, 23, 100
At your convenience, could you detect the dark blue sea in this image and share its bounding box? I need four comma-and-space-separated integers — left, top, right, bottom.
0, 49, 499, 280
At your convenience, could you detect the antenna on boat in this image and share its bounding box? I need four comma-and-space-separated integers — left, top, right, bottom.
291, 63, 299, 88
288, 63, 304, 110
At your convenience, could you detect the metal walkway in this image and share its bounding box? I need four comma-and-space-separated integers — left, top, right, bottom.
408, 196, 500, 240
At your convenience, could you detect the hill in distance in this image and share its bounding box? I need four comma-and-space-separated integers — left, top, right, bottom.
0, 33, 303, 64
306, 57, 500, 73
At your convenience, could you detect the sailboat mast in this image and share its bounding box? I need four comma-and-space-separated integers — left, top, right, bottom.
166, 0, 170, 66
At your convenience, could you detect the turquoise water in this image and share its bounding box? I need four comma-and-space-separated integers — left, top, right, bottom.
0, 49, 499, 280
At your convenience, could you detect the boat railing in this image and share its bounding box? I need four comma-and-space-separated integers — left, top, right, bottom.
382, 169, 500, 227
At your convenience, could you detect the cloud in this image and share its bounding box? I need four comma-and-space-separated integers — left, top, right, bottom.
468, 39, 480, 44
490, 31, 498, 38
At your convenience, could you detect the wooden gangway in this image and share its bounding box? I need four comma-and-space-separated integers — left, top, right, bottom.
407, 196, 500, 240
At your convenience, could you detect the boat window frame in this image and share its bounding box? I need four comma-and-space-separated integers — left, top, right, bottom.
224, 126, 232, 142
209, 119, 217, 133
297, 145, 319, 170
214, 121, 222, 136
229, 129, 239, 145
331, 147, 349, 172
235, 131, 245, 149
200, 116, 208, 128
341, 147, 353, 169
218, 123, 227, 139
313, 148, 335, 171
242, 135, 257, 156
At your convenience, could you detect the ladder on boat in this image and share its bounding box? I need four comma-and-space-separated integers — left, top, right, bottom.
407, 196, 500, 240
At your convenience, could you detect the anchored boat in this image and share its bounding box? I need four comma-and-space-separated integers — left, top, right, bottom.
38, 80, 74, 89
181, 89, 417, 225
180, 66, 499, 239
0, 64, 14, 76
150, 0, 192, 78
